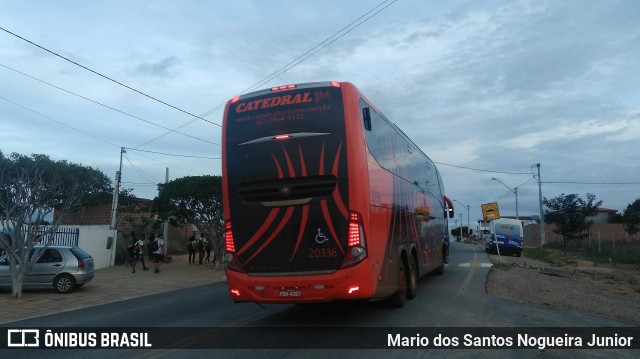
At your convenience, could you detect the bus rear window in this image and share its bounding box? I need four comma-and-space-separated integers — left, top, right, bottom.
226, 87, 344, 144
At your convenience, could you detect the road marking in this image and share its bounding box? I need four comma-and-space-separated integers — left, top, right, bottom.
452, 262, 493, 268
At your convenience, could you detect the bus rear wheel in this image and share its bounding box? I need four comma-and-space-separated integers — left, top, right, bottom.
407, 256, 418, 300
433, 249, 445, 275
390, 258, 408, 307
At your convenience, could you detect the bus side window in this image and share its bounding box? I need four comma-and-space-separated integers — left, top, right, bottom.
362, 107, 372, 131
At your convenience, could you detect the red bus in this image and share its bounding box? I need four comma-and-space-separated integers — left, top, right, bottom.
222, 81, 454, 306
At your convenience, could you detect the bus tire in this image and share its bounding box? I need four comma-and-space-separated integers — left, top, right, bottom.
433, 249, 445, 276
390, 258, 408, 307
407, 256, 418, 300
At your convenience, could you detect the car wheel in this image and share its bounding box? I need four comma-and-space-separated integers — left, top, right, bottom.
54, 274, 76, 294
407, 256, 418, 300
390, 258, 408, 308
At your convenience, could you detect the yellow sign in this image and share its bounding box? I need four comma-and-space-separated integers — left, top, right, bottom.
481, 202, 500, 221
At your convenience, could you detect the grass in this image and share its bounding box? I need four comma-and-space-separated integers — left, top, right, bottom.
525, 240, 640, 266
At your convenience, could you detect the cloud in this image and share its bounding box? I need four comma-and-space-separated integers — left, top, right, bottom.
132, 56, 179, 78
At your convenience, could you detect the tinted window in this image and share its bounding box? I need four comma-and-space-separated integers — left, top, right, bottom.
70, 247, 91, 260
37, 249, 63, 263
227, 87, 344, 144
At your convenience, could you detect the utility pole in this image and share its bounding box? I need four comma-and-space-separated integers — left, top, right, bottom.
108, 147, 125, 267
453, 199, 471, 239
514, 187, 519, 220
163, 167, 169, 256
109, 147, 125, 230
537, 163, 545, 246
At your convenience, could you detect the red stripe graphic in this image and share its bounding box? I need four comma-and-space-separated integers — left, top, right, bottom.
318, 142, 325, 175
271, 153, 283, 179
244, 206, 296, 265
298, 145, 307, 176
321, 199, 345, 254
290, 204, 310, 261
237, 208, 280, 256
283, 145, 295, 177
331, 141, 348, 219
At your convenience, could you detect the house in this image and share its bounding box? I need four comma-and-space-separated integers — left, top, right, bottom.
589, 207, 618, 224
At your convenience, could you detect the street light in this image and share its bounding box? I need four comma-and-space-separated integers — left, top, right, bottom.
453, 199, 470, 239
491, 177, 519, 220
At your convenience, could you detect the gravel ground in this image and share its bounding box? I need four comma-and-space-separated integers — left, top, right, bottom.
485, 250, 640, 325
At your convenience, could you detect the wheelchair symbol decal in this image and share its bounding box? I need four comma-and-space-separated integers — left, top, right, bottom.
315, 228, 329, 244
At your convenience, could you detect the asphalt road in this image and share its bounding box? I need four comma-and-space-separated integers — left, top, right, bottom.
2, 241, 637, 358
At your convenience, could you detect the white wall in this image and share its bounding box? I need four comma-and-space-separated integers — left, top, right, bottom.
62, 225, 118, 270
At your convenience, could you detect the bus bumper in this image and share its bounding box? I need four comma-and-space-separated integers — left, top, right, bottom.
225, 262, 374, 303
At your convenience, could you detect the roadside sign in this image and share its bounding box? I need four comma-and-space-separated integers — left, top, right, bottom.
481, 202, 500, 221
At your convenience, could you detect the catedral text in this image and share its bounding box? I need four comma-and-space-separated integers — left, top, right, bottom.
235, 92, 312, 113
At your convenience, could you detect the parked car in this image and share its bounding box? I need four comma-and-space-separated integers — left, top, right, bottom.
0, 245, 95, 293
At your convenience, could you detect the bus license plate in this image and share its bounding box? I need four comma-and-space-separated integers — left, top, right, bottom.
279, 288, 303, 298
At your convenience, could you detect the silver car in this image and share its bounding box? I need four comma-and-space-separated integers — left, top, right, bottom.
0, 245, 95, 294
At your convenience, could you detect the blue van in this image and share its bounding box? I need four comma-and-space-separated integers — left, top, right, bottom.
485, 218, 523, 257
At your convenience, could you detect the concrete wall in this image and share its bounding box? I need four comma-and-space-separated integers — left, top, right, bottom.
66, 225, 118, 270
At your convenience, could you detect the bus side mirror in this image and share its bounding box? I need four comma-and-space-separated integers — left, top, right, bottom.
443, 196, 454, 218
362, 107, 372, 131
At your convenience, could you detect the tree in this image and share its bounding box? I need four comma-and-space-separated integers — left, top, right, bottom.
0, 152, 112, 298
607, 211, 624, 224
622, 199, 640, 238
543, 193, 602, 254
152, 175, 223, 265
451, 226, 472, 241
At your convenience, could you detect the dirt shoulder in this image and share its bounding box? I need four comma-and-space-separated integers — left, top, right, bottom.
485, 248, 640, 325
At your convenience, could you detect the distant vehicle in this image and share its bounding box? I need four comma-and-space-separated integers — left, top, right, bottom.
0, 245, 95, 293
222, 81, 454, 307
486, 218, 523, 256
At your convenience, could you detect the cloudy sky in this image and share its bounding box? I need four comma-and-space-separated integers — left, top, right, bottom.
1, 0, 638, 227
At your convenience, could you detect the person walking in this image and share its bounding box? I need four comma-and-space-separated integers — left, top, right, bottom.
152, 233, 165, 273
187, 234, 196, 264
147, 233, 155, 262
130, 231, 149, 273
204, 236, 212, 263
197, 235, 205, 265
126, 234, 135, 268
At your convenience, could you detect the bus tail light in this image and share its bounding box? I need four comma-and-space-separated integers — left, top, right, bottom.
224, 220, 245, 272
274, 134, 292, 140
224, 220, 235, 252
271, 84, 296, 91
340, 211, 367, 268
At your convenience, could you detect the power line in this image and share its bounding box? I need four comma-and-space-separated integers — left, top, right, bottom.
434, 161, 531, 175
133, 118, 202, 149
123, 152, 160, 184
544, 181, 640, 185
0, 95, 120, 148
138, 0, 399, 147
0, 62, 219, 146
198, 0, 398, 119
125, 147, 220, 160
0, 25, 221, 128
239, 0, 399, 97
